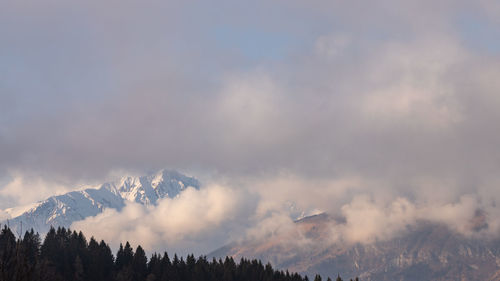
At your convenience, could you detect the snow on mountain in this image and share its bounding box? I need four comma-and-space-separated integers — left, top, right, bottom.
108, 169, 199, 205
2, 169, 200, 235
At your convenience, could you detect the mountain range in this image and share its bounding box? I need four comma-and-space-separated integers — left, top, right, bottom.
2, 169, 200, 235
3, 170, 500, 280
210, 213, 500, 281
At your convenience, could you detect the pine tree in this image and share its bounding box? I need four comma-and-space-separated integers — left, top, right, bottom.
22, 229, 40, 265
169, 254, 181, 281
14, 229, 41, 281
160, 252, 172, 281
133, 245, 148, 281
98, 240, 114, 280
115, 243, 125, 270
147, 253, 161, 281
0, 225, 334, 281
0, 225, 17, 280
116, 242, 134, 271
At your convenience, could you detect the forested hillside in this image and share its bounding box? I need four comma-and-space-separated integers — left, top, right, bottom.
0, 226, 354, 281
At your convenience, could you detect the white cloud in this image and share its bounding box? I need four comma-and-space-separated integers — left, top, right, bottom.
0, 172, 76, 209
71, 184, 255, 255
1, 0, 500, 255
340, 195, 417, 243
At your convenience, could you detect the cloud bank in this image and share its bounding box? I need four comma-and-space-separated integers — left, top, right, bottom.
71, 185, 257, 255
1, 0, 500, 254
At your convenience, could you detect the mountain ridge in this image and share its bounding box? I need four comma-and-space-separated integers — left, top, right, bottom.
210, 213, 500, 281
2, 169, 200, 235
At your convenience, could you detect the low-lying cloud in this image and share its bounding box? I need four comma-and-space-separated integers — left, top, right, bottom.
71, 184, 257, 255
68, 175, 500, 256
1, 0, 500, 257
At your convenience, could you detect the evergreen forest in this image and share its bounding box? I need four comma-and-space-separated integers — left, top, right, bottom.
0, 225, 356, 281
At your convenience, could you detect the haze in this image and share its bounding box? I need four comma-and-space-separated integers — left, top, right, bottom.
2, 0, 500, 254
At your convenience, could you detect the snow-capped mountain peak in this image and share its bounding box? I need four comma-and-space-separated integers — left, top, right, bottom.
102, 169, 200, 205
2, 169, 199, 234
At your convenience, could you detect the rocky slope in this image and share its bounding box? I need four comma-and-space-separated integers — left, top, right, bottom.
210, 213, 500, 281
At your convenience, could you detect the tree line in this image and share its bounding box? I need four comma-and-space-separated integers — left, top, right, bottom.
0, 225, 357, 281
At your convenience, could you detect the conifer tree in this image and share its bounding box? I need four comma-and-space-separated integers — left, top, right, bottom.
0, 226, 17, 280
133, 245, 148, 281
116, 242, 134, 271
0, 225, 341, 281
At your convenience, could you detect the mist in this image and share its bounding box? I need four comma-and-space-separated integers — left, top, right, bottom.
2, 0, 500, 255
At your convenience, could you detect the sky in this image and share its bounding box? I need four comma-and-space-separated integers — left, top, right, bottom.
2, 0, 500, 254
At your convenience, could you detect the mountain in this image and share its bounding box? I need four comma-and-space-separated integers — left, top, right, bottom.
2, 169, 200, 235
210, 213, 500, 281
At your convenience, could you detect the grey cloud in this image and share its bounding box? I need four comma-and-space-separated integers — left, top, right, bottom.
1, 0, 500, 248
